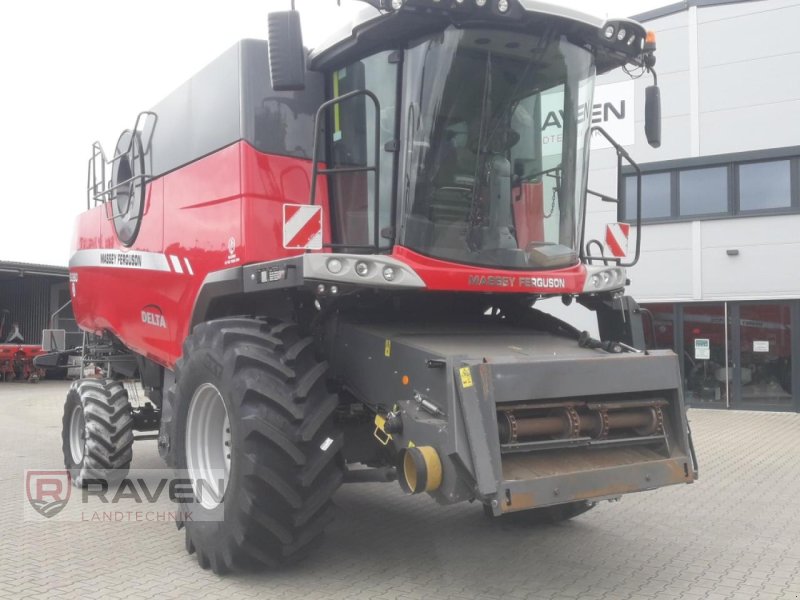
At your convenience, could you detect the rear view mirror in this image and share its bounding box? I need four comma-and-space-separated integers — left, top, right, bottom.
268, 11, 306, 91
645, 85, 661, 148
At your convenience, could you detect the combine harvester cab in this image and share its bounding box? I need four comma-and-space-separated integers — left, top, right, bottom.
64, 0, 697, 573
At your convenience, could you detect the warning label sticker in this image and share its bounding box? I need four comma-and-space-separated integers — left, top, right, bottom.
459, 367, 473, 389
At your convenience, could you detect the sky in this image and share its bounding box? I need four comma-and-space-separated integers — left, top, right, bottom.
0, 0, 671, 266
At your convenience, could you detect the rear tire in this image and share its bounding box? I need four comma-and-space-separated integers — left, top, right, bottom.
61, 379, 134, 487
485, 500, 595, 525
170, 317, 344, 574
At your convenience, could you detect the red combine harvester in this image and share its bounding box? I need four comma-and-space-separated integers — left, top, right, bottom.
64, 0, 697, 573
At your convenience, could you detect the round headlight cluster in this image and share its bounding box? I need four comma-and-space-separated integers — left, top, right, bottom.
497, 0, 509, 13
323, 256, 405, 284
602, 23, 640, 49
589, 268, 625, 290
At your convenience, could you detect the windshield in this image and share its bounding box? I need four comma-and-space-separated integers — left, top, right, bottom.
400, 28, 595, 270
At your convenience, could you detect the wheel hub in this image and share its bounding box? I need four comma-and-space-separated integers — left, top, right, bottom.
68, 404, 86, 465
185, 383, 231, 510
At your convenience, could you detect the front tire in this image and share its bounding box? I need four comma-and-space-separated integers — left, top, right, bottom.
61, 379, 134, 487
171, 318, 344, 574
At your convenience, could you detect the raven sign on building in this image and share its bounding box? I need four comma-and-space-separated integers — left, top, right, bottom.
540, 80, 635, 157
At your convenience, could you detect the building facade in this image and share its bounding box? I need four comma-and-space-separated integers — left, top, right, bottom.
0, 262, 80, 350
571, 0, 800, 411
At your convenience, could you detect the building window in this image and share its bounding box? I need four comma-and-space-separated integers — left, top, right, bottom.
624, 172, 671, 220
738, 160, 791, 212
679, 166, 728, 216
621, 146, 799, 223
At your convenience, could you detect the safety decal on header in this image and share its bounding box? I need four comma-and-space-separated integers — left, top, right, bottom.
283, 204, 323, 250
459, 367, 473, 389
605, 222, 630, 258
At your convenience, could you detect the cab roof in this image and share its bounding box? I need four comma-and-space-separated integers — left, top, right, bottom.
309, 0, 647, 72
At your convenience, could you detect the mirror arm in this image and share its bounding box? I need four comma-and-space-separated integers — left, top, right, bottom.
649, 65, 659, 87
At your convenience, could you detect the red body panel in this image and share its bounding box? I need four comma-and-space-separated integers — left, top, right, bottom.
71, 143, 323, 368
71, 142, 587, 369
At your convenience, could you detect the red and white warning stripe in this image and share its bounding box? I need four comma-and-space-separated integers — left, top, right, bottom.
605, 223, 630, 258
283, 204, 323, 250
167, 255, 194, 275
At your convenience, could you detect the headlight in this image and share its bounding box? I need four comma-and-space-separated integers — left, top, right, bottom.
326, 258, 343, 274
390, 0, 404, 9
603, 25, 615, 39
355, 261, 370, 277
497, 0, 509, 13
383, 267, 396, 282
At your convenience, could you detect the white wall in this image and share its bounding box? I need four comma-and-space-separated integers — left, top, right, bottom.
697, 1, 800, 154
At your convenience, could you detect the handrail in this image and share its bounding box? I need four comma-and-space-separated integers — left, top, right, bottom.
583, 125, 642, 268
49, 299, 72, 329
585, 239, 611, 266
308, 89, 386, 252
86, 111, 158, 211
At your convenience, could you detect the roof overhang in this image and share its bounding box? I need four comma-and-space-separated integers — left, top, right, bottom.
0, 262, 68, 281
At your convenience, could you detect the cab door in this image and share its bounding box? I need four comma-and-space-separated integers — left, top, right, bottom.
326, 51, 399, 250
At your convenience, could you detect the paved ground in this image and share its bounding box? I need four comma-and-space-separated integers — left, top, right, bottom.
1, 381, 799, 600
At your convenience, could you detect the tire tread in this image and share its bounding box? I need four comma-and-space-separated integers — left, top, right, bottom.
175, 317, 343, 573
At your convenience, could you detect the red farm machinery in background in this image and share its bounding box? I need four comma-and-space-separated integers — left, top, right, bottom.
0, 345, 45, 382
0, 311, 45, 382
